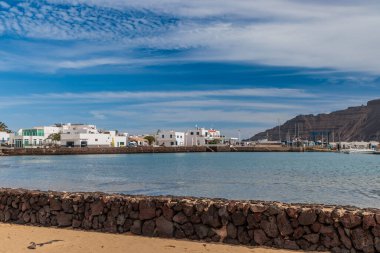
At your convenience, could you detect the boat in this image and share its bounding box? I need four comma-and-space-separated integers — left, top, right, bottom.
341, 148, 375, 154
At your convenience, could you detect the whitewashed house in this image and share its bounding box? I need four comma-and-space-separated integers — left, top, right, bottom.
0, 132, 10, 145
60, 124, 128, 148
109, 131, 128, 147
155, 130, 185, 146
184, 127, 223, 146
11, 123, 128, 148
11, 125, 61, 148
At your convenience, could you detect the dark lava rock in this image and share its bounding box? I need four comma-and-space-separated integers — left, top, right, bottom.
254, 229, 270, 245
227, 223, 237, 239
261, 216, 279, 238
173, 212, 188, 225
231, 211, 246, 226
142, 220, 155, 237
131, 220, 142, 235
351, 227, 374, 253
57, 212, 72, 227
91, 200, 104, 216
194, 224, 209, 239
298, 209, 317, 226
277, 212, 293, 236
139, 200, 156, 220
156, 216, 174, 237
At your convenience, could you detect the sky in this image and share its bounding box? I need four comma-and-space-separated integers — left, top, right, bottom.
1, 0, 380, 138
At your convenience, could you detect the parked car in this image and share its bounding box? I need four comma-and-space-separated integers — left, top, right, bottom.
128, 141, 137, 147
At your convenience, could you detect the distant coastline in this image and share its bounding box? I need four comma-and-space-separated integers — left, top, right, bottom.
0, 146, 326, 156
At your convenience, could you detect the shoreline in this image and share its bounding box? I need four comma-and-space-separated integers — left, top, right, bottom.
0, 146, 329, 156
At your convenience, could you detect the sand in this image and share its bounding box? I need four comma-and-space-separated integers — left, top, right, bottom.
0, 223, 307, 253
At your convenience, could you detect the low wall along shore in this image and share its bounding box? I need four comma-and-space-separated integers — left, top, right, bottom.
0, 189, 379, 252
0, 146, 306, 156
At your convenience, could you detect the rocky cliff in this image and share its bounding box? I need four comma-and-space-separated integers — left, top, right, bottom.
249, 99, 380, 142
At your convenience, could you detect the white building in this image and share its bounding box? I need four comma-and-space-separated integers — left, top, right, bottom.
184, 128, 223, 146
11, 123, 128, 148
0, 132, 10, 145
11, 125, 61, 148
155, 130, 185, 146
330, 141, 379, 150
60, 124, 128, 148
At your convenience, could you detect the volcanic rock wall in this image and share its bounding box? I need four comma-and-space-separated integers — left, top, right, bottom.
0, 189, 379, 253
1, 146, 305, 156
1, 146, 208, 155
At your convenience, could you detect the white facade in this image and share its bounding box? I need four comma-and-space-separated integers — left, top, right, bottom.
184, 128, 223, 146
330, 141, 379, 150
60, 124, 128, 148
61, 124, 128, 147
11, 126, 61, 148
11, 123, 128, 148
155, 130, 185, 146
0, 132, 10, 144
110, 131, 128, 147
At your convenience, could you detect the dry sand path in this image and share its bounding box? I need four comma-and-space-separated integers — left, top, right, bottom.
0, 223, 311, 253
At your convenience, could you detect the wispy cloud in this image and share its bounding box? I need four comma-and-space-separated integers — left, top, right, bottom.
29, 88, 315, 100
0, 87, 377, 138
1, 0, 380, 74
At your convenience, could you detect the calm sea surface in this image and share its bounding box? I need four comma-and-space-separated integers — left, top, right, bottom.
0, 152, 379, 208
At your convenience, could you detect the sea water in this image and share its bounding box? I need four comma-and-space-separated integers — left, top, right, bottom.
0, 152, 379, 208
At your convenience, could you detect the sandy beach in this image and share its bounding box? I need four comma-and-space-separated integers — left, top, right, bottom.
0, 223, 310, 253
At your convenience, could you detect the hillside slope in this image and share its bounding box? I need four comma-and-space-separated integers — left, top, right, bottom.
249, 99, 380, 142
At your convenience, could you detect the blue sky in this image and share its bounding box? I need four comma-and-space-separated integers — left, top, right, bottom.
1, 0, 380, 138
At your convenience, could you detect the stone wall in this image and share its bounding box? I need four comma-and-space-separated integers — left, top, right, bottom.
0, 188, 379, 252
1, 146, 307, 156
1, 146, 208, 156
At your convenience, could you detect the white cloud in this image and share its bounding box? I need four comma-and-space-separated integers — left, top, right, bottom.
56, 58, 129, 69
28, 88, 314, 100
1, 87, 377, 138
1, 0, 380, 73
92, 107, 295, 125
130, 100, 303, 110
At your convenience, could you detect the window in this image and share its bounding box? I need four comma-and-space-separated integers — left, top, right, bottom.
171, 142, 174, 145
170, 134, 173, 138
197, 132, 200, 135
95, 139, 98, 142
190, 132, 194, 135
162, 135, 164, 138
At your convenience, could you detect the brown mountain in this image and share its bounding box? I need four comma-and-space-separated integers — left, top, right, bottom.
249, 99, 380, 142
